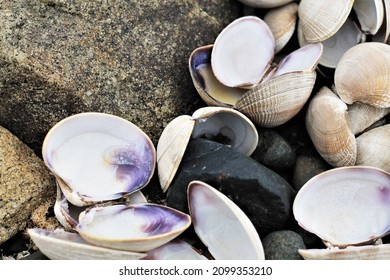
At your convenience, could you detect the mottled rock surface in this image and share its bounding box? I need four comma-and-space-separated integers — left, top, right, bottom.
167, 138, 296, 237
0, 0, 242, 154
0, 126, 57, 245
262, 230, 306, 260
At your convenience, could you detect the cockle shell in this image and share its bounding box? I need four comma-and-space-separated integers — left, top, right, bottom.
187, 180, 265, 260
27, 228, 146, 260
293, 166, 390, 248
334, 42, 390, 108
42, 112, 156, 207
76, 203, 191, 252
157, 107, 258, 193
305, 86, 357, 167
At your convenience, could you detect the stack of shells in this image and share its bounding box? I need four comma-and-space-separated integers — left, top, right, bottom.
28, 0, 390, 260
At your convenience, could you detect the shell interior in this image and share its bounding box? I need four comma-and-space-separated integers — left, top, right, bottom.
353, 0, 384, 35
76, 203, 191, 252
211, 16, 275, 88
188, 180, 265, 260
293, 166, 390, 247
42, 112, 156, 206
142, 239, 208, 260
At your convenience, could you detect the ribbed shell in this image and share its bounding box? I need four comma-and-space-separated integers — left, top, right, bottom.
356, 124, 390, 173
298, 0, 354, 43
334, 42, 390, 108
305, 87, 357, 167
235, 71, 316, 127
238, 0, 293, 8
263, 2, 298, 53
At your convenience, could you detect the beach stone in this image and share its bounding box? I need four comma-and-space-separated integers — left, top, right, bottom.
0, 126, 56, 245
166, 138, 296, 237
0, 0, 242, 154
262, 230, 306, 260
251, 128, 296, 172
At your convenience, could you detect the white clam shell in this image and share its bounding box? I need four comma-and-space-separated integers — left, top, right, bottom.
27, 228, 146, 260
188, 180, 265, 260
42, 112, 156, 207
76, 203, 191, 252
293, 166, 390, 248
142, 239, 208, 260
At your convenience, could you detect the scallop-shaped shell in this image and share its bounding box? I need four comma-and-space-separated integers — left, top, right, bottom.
263, 2, 298, 53
157, 107, 258, 193
298, 0, 354, 43
27, 228, 146, 260
76, 203, 191, 252
142, 239, 208, 260
305, 87, 357, 167
334, 42, 390, 108
299, 244, 390, 260
293, 166, 390, 248
356, 124, 390, 173
42, 112, 156, 207
211, 16, 275, 88
188, 45, 247, 107
188, 181, 265, 260
238, 0, 293, 8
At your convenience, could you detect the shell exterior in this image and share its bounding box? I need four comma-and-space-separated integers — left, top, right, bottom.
298, 0, 354, 43
211, 16, 275, 88
157, 107, 258, 193
76, 203, 191, 252
299, 244, 390, 260
27, 228, 146, 260
187, 180, 265, 260
305, 87, 357, 167
188, 45, 246, 107
334, 42, 390, 108
263, 2, 298, 53
238, 0, 293, 8
293, 166, 390, 248
142, 239, 208, 260
347, 102, 390, 135
42, 112, 156, 207
356, 124, 390, 173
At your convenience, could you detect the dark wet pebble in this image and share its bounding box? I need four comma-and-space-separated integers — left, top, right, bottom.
262, 230, 306, 260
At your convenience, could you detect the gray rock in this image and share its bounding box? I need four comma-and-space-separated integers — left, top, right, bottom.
262, 230, 306, 260
292, 154, 330, 191
167, 138, 296, 237
0, 126, 56, 245
0, 0, 242, 154
251, 128, 296, 172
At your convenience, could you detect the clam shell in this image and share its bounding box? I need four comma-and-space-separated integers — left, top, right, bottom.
211, 16, 275, 88
188, 180, 265, 260
263, 2, 298, 53
76, 203, 191, 252
373, 0, 390, 42
299, 244, 390, 260
42, 112, 156, 207
238, 0, 293, 8
293, 166, 390, 248
356, 124, 390, 173
305, 87, 357, 167
142, 239, 208, 260
188, 45, 247, 107
334, 42, 390, 108
298, 0, 354, 43
27, 228, 146, 260
353, 0, 384, 35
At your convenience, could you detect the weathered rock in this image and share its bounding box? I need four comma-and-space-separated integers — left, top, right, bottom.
262, 230, 306, 260
0, 126, 56, 245
166, 138, 296, 237
251, 128, 296, 172
0, 0, 242, 154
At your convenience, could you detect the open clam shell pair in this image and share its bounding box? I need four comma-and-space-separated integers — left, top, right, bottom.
293, 166, 390, 259
189, 16, 323, 128
157, 106, 258, 193
298, 0, 390, 68
306, 42, 390, 172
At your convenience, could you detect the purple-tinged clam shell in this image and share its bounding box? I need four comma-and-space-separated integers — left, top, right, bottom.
142, 239, 208, 260
42, 112, 156, 207
293, 166, 390, 248
76, 204, 191, 252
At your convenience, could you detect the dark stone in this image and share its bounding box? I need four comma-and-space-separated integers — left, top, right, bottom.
21, 250, 49, 260
262, 230, 306, 260
166, 138, 296, 237
251, 128, 296, 172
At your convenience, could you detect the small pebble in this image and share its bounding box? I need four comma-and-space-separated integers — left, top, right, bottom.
262, 230, 306, 260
